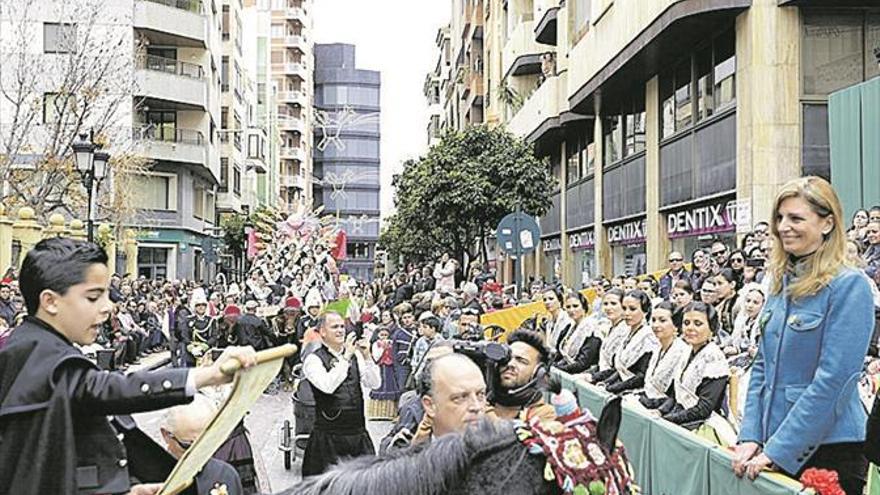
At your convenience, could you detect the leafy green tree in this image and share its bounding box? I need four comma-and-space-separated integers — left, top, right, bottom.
380, 125, 556, 265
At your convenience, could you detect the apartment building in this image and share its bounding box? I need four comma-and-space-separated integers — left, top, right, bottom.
477, 0, 880, 288
425, 0, 488, 145
268, 0, 313, 212
0, 0, 285, 281
313, 43, 381, 282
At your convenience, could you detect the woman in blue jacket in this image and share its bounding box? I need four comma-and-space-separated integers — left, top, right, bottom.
733, 177, 874, 495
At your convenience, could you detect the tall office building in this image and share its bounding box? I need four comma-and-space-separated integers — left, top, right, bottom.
313, 43, 381, 282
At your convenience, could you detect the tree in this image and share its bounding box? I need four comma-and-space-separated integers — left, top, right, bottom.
0, 0, 146, 234
380, 125, 556, 266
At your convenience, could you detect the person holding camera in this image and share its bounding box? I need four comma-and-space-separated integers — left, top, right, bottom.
489, 329, 556, 423
302, 311, 379, 476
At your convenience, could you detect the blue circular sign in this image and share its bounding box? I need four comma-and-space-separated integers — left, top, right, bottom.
496, 212, 541, 257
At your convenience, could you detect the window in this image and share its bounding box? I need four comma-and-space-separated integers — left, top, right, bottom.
221, 6, 230, 40
624, 106, 646, 157
696, 47, 714, 120
660, 75, 675, 139
233, 164, 241, 196
194, 186, 205, 220
674, 61, 692, 131
248, 135, 262, 159
145, 111, 177, 141
43, 93, 76, 124
714, 28, 736, 110
867, 14, 880, 81
44, 22, 76, 54
220, 158, 229, 192
133, 174, 173, 210
570, 0, 592, 45
603, 116, 622, 168
221, 56, 229, 91
566, 140, 581, 184
221, 107, 228, 129
802, 13, 880, 96
138, 247, 169, 280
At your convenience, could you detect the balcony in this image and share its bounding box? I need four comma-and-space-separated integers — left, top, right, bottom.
502, 18, 544, 80
135, 56, 207, 110
133, 126, 208, 166
278, 114, 305, 132
280, 174, 305, 189
278, 35, 306, 48
280, 146, 305, 161
462, 71, 484, 105
273, 5, 307, 20
534, 0, 559, 45
279, 62, 308, 77
278, 90, 307, 105
508, 72, 566, 142
134, 0, 208, 47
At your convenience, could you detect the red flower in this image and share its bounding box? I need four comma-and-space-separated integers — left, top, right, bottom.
800, 468, 845, 495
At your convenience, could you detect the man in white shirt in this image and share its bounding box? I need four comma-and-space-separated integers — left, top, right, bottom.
301, 311, 380, 476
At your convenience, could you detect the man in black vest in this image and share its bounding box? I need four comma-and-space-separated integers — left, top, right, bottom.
301, 311, 379, 476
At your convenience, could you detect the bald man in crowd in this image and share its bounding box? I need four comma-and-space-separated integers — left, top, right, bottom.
161, 396, 243, 495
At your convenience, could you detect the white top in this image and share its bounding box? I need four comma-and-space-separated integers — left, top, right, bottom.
302, 344, 381, 394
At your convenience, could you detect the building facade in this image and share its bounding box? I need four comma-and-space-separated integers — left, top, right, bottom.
313, 43, 381, 282
0, 0, 283, 282
472, 0, 879, 288
268, 0, 314, 212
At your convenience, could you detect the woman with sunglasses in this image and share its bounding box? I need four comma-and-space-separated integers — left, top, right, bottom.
554, 291, 602, 374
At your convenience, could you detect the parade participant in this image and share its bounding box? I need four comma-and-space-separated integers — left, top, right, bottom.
301, 311, 380, 476
491, 330, 555, 423
184, 289, 218, 366
161, 396, 243, 495
414, 352, 487, 443
583, 288, 627, 382
652, 302, 730, 433
390, 303, 416, 391
433, 253, 457, 293
638, 301, 690, 408
553, 291, 601, 374
539, 286, 572, 352
233, 300, 272, 351
713, 268, 740, 346
734, 177, 874, 495
296, 291, 322, 348
218, 304, 241, 347
595, 290, 659, 395
274, 297, 302, 389
0, 237, 257, 495
368, 326, 400, 418
171, 293, 191, 367
726, 284, 765, 366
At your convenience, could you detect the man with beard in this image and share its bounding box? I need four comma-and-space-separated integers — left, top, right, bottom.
490, 329, 555, 423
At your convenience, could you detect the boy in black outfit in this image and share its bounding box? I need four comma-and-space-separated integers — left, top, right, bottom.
0, 238, 257, 495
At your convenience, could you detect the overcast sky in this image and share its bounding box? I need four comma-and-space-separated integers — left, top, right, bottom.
311, 0, 450, 219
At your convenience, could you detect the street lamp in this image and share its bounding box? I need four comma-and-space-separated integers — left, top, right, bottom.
72, 132, 111, 243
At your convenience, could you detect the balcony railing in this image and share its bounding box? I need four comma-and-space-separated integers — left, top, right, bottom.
135, 125, 204, 145
138, 54, 204, 79
141, 0, 203, 14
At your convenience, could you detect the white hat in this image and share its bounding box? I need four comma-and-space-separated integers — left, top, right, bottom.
305, 288, 323, 308
227, 283, 241, 297
191, 288, 208, 307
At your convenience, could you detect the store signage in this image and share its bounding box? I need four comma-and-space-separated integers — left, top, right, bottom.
569, 230, 595, 250
667, 199, 738, 239
607, 219, 646, 245
543, 237, 562, 253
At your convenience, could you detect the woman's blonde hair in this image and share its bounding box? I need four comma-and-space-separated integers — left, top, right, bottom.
768, 176, 848, 299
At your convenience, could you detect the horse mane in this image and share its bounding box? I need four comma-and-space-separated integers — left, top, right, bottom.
280, 420, 522, 495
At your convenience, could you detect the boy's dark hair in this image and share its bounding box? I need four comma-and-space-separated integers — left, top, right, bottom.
420, 315, 442, 333
20, 238, 109, 315
507, 329, 550, 365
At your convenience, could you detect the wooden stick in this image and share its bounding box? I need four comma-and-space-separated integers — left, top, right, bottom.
219, 343, 298, 375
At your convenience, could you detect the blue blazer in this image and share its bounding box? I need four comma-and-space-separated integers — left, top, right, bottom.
738, 268, 874, 474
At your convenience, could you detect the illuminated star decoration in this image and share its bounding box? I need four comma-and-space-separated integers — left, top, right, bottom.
345, 214, 378, 235
314, 105, 380, 152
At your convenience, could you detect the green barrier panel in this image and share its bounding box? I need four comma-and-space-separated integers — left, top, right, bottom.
869, 464, 880, 495
552, 369, 803, 495
650, 419, 711, 495
619, 404, 653, 490
707, 447, 803, 495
